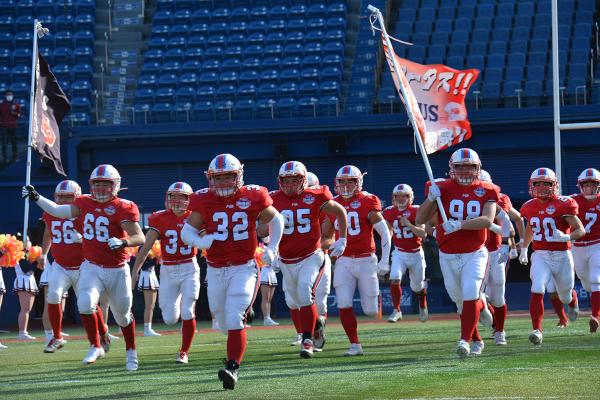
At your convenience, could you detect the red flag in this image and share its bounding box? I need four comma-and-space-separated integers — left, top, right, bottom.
382, 37, 479, 154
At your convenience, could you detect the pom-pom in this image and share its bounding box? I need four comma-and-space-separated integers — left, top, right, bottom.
0, 234, 25, 267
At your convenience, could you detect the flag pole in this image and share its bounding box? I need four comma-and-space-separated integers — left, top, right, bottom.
23, 19, 40, 248
368, 5, 448, 222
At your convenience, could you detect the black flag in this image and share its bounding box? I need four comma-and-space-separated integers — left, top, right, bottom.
31, 53, 70, 176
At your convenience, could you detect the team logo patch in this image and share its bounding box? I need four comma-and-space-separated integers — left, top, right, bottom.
546, 205, 556, 215
473, 187, 485, 197
236, 198, 251, 210
303, 194, 315, 205
104, 206, 116, 216
402, 211, 411, 217
350, 200, 361, 209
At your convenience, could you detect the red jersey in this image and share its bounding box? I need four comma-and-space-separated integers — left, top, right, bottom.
74, 195, 140, 266
42, 212, 84, 268
486, 192, 513, 252
271, 185, 333, 261
148, 209, 197, 264
425, 179, 500, 254
571, 194, 600, 245
328, 191, 382, 257
188, 185, 272, 267
520, 195, 578, 251
382, 205, 423, 252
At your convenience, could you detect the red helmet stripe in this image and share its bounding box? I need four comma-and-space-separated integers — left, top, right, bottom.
97, 165, 107, 176
60, 181, 69, 190
216, 155, 226, 169
539, 168, 546, 176
461, 149, 470, 159
342, 166, 350, 175
587, 169, 594, 177
285, 161, 294, 171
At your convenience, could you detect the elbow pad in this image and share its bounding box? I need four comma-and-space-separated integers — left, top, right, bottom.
37, 196, 75, 219
373, 219, 392, 261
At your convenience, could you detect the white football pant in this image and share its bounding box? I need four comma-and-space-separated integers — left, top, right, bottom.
484, 245, 509, 307
390, 248, 426, 293
77, 260, 134, 327
46, 261, 80, 304
280, 250, 325, 309
439, 247, 488, 308
572, 243, 600, 292
159, 259, 200, 324
207, 260, 259, 332
333, 254, 379, 316
530, 250, 574, 304
315, 254, 332, 315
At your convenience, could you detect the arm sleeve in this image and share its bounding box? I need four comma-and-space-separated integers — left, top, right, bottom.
373, 219, 392, 262
181, 222, 212, 249
36, 196, 76, 219
266, 212, 284, 252
497, 209, 512, 238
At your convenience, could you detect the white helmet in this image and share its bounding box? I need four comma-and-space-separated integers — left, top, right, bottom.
577, 168, 600, 198
335, 165, 364, 198
165, 181, 193, 213
89, 164, 121, 202
54, 180, 81, 204
392, 184, 414, 209
205, 153, 244, 197
278, 161, 307, 196
529, 167, 558, 200
479, 169, 492, 183
449, 148, 481, 185
306, 171, 319, 188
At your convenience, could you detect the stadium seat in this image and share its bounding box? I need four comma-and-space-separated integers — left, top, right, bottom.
182, 60, 201, 73
238, 83, 257, 99
152, 102, 173, 123
234, 99, 255, 119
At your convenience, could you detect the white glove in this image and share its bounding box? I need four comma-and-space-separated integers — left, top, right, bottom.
377, 259, 390, 277
509, 247, 519, 260
497, 245, 509, 264
108, 237, 127, 250
261, 247, 276, 266
519, 247, 529, 265
427, 184, 441, 202
329, 237, 347, 258
442, 220, 461, 235
547, 230, 571, 243
489, 223, 502, 235
73, 232, 83, 244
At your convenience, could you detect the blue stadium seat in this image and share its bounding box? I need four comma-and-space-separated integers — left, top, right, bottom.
453, 18, 472, 32
527, 65, 545, 81
0, 32, 12, 51
308, 4, 327, 19
487, 54, 505, 68
37, 0, 56, 16
261, 57, 281, 69
474, 17, 492, 32
75, 14, 95, 32
494, 16, 512, 30
434, 19, 453, 32
196, 85, 215, 102
73, 46, 93, 64
173, 10, 191, 25
299, 81, 319, 97
260, 69, 279, 84
270, 5, 288, 19
481, 83, 500, 106
446, 55, 464, 69
190, 23, 209, 36
328, 3, 347, 18
258, 83, 278, 99
54, 31, 73, 48
497, 3, 514, 17
162, 61, 181, 73
224, 46, 243, 57
489, 41, 507, 55
10, 65, 30, 83
510, 40, 529, 54
448, 43, 466, 58
239, 71, 259, 86
182, 60, 201, 73
235, 99, 255, 120
457, 5, 475, 19
71, 96, 91, 114
176, 87, 196, 103
238, 83, 257, 99
532, 25, 550, 39
53, 47, 72, 65
528, 51, 547, 66
289, 4, 307, 18
451, 30, 469, 44
276, 97, 296, 118
514, 15, 533, 29
506, 66, 524, 82
75, 0, 95, 14
13, 48, 32, 66
278, 82, 298, 98
322, 66, 341, 81
211, 7, 230, 22
245, 44, 264, 57
158, 73, 178, 88
268, 19, 287, 33
138, 75, 157, 90
171, 24, 190, 37
286, 30, 305, 44
282, 56, 301, 68
466, 54, 485, 70
408, 45, 426, 63
508, 53, 526, 67
163, 48, 183, 63
301, 67, 319, 81
320, 80, 340, 96
9, 82, 29, 99
219, 71, 238, 84
151, 102, 172, 123
491, 29, 510, 42
485, 68, 503, 83
280, 68, 300, 84
247, 33, 265, 45
231, 7, 250, 22
471, 29, 490, 44
322, 54, 342, 69
325, 29, 344, 41
296, 97, 318, 117
574, 22, 592, 38
512, 27, 530, 41
192, 101, 213, 121
242, 57, 260, 69
318, 95, 339, 117
248, 20, 267, 34
266, 32, 285, 46
430, 32, 449, 44
74, 30, 94, 48
309, 17, 327, 31
570, 49, 589, 64
136, 88, 155, 103
178, 72, 198, 87
428, 44, 446, 59
476, 3, 494, 18
143, 61, 162, 74
285, 43, 304, 56
0, 16, 14, 34
265, 44, 283, 57
418, 7, 436, 21
148, 37, 168, 51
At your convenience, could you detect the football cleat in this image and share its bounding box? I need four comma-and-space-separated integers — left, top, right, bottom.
529, 329, 543, 346
82, 346, 105, 364
18, 332, 36, 340
456, 340, 470, 359
419, 307, 429, 322
218, 359, 239, 390
0, 342, 7, 349
556, 320, 568, 328
44, 337, 67, 353
290, 333, 302, 346
126, 349, 139, 371
300, 339, 314, 358
494, 331, 507, 346
344, 343, 363, 356
313, 316, 326, 350
100, 333, 111, 353
263, 317, 279, 327
176, 351, 189, 364
470, 340, 484, 355
144, 329, 162, 337
387, 310, 402, 323
567, 304, 579, 322
590, 317, 599, 334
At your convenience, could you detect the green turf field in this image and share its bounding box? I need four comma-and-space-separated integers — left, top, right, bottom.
0, 314, 599, 399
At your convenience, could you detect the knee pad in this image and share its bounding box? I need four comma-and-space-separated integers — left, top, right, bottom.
77, 296, 95, 315
361, 296, 379, 317
114, 311, 133, 327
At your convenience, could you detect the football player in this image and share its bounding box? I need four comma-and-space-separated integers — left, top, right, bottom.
133, 182, 199, 363
23, 164, 144, 370
570, 168, 600, 333
478, 170, 522, 345
181, 154, 284, 390
416, 148, 499, 359
382, 184, 428, 323
268, 161, 347, 358
519, 168, 584, 345
322, 165, 391, 356
39, 180, 85, 353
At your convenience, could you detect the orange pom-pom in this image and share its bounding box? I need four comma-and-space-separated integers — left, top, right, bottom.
27, 246, 43, 263
254, 244, 265, 268
0, 234, 25, 267
148, 241, 162, 261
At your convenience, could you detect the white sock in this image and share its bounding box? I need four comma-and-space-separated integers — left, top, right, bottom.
19, 330, 27, 336
144, 323, 152, 331
45, 330, 54, 340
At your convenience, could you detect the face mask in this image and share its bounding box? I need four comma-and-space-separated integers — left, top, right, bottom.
5, 96, 13, 102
